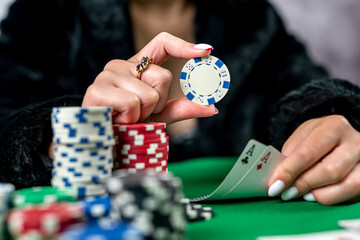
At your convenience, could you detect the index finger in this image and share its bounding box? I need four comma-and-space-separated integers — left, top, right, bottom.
129, 32, 213, 65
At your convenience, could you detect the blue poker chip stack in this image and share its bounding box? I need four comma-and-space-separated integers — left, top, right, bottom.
51, 107, 115, 199
0, 182, 14, 239
105, 170, 188, 240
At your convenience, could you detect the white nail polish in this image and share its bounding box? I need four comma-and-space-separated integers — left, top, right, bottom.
281, 186, 299, 201
303, 192, 316, 202
194, 43, 214, 50
268, 180, 285, 197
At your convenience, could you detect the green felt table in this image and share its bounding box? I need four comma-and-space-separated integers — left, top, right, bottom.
168, 157, 360, 240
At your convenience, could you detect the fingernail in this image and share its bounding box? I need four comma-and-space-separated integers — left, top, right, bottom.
214, 106, 218, 115
281, 186, 299, 201
303, 192, 316, 202
194, 43, 214, 50
268, 180, 285, 197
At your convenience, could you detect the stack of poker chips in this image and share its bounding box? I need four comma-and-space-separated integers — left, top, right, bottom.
7, 202, 84, 239
106, 170, 187, 240
0, 183, 14, 239
113, 123, 169, 173
51, 107, 115, 199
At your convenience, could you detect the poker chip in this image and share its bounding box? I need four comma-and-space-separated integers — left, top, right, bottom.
113, 122, 166, 132
51, 107, 115, 199
59, 219, 144, 240
7, 203, 84, 238
180, 198, 213, 222
12, 187, 76, 209
105, 171, 187, 239
113, 123, 169, 173
180, 55, 231, 105
0, 182, 15, 239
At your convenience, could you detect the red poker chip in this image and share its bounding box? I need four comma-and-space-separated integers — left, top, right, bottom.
120, 157, 167, 164
114, 133, 168, 141
118, 150, 168, 158
113, 161, 164, 169
118, 146, 168, 155
7, 203, 83, 237
113, 122, 166, 132
113, 128, 166, 136
121, 165, 166, 173
118, 142, 168, 150
116, 136, 169, 146
120, 161, 165, 169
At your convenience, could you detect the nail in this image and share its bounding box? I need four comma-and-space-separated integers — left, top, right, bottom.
303, 192, 316, 202
281, 186, 299, 201
194, 43, 214, 50
268, 180, 285, 197
213, 106, 219, 115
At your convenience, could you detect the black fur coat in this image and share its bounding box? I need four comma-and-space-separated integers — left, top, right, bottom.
1, 0, 360, 188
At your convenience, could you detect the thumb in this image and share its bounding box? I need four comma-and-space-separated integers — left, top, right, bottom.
145, 97, 218, 124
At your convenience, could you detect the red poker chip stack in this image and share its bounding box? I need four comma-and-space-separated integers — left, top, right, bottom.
7, 203, 83, 238
113, 123, 169, 173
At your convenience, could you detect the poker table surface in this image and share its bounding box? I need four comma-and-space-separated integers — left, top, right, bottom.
168, 157, 360, 240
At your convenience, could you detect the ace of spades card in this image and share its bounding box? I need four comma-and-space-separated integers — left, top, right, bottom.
191, 139, 286, 202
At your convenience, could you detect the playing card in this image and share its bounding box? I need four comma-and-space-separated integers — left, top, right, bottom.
190, 139, 266, 201
257, 230, 360, 240
222, 145, 285, 199
338, 219, 360, 232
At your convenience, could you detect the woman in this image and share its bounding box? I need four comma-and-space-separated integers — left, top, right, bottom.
0, 0, 360, 205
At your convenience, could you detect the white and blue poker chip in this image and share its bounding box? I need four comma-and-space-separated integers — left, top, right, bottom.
180, 55, 230, 105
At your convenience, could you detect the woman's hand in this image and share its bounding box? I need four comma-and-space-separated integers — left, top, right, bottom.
268, 115, 360, 205
82, 32, 217, 124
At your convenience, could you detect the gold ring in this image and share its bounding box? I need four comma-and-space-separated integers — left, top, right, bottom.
136, 56, 153, 79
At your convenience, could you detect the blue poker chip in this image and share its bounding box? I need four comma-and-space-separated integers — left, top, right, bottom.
59, 219, 144, 240
81, 196, 112, 219
180, 55, 230, 105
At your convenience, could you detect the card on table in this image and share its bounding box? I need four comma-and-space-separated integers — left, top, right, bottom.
190, 139, 285, 201
257, 230, 360, 240
338, 219, 360, 232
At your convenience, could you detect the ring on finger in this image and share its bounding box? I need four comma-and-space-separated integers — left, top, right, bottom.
136, 56, 153, 79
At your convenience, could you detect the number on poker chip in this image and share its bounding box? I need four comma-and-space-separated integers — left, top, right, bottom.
180, 55, 231, 105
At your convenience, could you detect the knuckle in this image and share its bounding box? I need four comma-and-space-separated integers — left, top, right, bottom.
322, 163, 343, 182
160, 69, 172, 83
296, 144, 318, 162
127, 95, 141, 109
327, 115, 350, 131
104, 59, 126, 71
345, 174, 360, 193
280, 166, 297, 183
296, 177, 312, 193
144, 90, 160, 106
157, 31, 170, 40
85, 84, 99, 98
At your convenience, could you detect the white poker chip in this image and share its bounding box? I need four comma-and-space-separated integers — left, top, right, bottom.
180, 55, 230, 105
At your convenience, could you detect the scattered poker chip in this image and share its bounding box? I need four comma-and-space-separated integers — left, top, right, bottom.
7, 203, 83, 238
180, 198, 214, 222
12, 187, 76, 209
180, 55, 231, 105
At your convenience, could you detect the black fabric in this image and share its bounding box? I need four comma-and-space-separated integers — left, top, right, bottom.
0, 0, 358, 188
